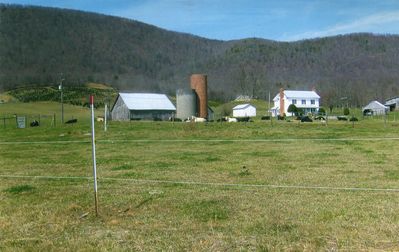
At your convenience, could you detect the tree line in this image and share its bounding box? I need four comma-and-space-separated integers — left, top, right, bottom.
1, 5, 399, 107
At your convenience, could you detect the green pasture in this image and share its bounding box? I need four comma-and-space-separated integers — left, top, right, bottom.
1, 102, 399, 250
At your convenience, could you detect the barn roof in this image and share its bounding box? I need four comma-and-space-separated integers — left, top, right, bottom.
233, 103, 255, 110
362, 100, 388, 111
119, 93, 176, 111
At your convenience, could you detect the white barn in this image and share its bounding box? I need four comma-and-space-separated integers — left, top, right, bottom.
385, 97, 399, 111
233, 104, 256, 117
111, 93, 176, 121
271, 88, 320, 117
362, 101, 388, 115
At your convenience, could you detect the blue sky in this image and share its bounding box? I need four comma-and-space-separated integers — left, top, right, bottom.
3, 0, 399, 41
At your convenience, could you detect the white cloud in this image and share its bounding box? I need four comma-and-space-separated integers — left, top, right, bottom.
282, 10, 399, 41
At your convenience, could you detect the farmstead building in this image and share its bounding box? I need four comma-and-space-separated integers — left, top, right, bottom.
271, 88, 320, 117
232, 104, 256, 117
362, 100, 388, 116
111, 93, 176, 121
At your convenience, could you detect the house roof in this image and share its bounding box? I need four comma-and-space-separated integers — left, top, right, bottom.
363, 100, 388, 110
118, 93, 176, 111
233, 103, 255, 110
273, 90, 320, 100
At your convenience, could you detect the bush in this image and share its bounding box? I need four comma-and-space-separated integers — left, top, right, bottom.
287, 104, 297, 115
261, 116, 270, 120
349, 116, 358, 121
237, 117, 250, 122
343, 107, 350, 116
318, 107, 326, 115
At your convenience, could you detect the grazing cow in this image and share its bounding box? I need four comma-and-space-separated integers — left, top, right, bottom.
65, 119, 78, 124
30, 120, 39, 127
228, 117, 238, 122
97, 117, 104, 122
194, 117, 207, 123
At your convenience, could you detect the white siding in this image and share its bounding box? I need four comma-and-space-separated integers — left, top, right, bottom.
272, 90, 320, 116
233, 105, 256, 117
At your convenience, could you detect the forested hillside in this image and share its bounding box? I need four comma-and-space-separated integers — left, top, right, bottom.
1, 4, 399, 106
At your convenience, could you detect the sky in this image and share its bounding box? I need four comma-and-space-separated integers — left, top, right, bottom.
2, 0, 399, 41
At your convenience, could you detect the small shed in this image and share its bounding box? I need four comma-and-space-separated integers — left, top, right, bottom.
111, 93, 176, 121
233, 104, 256, 117
362, 100, 388, 116
385, 97, 399, 111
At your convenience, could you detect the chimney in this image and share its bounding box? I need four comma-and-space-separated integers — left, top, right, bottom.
279, 88, 284, 116
311, 86, 316, 92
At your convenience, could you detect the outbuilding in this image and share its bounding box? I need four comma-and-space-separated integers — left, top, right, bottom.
362, 100, 388, 116
232, 104, 256, 117
385, 97, 399, 111
111, 93, 176, 121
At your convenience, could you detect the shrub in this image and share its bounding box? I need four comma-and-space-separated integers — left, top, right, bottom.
261, 116, 270, 120
349, 116, 358, 121
237, 117, 250, 122
287, 104, 297, 115
343, 107, 350, 116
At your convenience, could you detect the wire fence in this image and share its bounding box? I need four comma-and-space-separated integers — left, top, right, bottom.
0, 114, 57, 129
1, 174, 399, 193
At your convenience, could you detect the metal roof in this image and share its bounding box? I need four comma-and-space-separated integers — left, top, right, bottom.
119, 93, 176, 111
233, 103, 255, 110
362, 100, 388, 110
273, 90, 320, 100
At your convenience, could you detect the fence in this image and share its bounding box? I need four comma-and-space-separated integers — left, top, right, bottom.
0, 114, 57, 129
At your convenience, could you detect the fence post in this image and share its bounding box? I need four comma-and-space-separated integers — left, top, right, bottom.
90, 95, 99, 216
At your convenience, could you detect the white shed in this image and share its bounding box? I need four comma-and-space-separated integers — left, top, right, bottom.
362, 100, 388, 116
233, 104, 256, 117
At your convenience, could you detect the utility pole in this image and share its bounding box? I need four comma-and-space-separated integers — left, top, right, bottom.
269, 91, 273, 126
59, 77, 65, 124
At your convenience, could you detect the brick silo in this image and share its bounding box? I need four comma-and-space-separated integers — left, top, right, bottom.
190, 74, 208, 119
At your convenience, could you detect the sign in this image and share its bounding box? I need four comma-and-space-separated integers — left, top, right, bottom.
17, 116, 25, 128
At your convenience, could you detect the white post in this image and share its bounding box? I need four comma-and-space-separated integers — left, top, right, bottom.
104, 104, 107, 132
90, 95, 99, 216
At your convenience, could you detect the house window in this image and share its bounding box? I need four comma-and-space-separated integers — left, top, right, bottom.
311, 100, 315, 105
292, 99, 297, 105
301, 100, 306, 105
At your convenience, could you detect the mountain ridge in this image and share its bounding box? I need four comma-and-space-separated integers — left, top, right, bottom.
1, 4, 399, 106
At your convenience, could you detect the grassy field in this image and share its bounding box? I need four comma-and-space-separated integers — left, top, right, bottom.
1, 102, 399, 251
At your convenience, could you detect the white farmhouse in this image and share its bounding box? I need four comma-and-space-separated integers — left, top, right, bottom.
233, 104, 256, 117
271, 88, 320, 117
